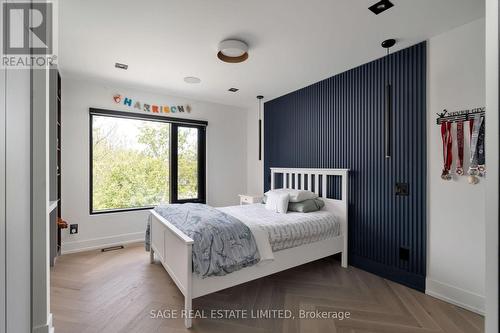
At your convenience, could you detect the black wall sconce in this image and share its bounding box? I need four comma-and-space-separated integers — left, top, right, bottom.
382, 39, 396, 158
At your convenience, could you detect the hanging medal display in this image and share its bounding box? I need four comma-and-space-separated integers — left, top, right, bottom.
467, 115, 483, 184
436, 107, 486, 183
440, 121, 453, 180
455, 121, 464, 176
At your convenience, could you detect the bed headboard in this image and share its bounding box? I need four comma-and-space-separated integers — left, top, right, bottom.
270, 167, 349, 237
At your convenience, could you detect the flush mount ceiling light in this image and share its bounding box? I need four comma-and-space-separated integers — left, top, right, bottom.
228, 88, 239, 92
115, 62, 128, 70
217, 39, 249, 63
368, 0, 394, 15
184, 76, 201, 84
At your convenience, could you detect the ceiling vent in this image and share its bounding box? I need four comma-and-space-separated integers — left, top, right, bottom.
368, 0, 394, 15
115, 62, 128, 70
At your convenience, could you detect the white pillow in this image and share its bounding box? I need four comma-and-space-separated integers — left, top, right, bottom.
265, 192, 289, 214
264, 189, 318, 203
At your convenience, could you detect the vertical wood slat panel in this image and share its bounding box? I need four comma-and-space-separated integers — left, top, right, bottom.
263, 42, 427, 291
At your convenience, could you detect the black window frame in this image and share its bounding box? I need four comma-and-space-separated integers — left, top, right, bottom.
89, 108, 207, 215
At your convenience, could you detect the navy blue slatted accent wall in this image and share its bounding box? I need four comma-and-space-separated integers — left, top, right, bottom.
264, 42, 427, 291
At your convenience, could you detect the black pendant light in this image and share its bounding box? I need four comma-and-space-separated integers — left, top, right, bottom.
257, 95, 264, 160
382, 39, 396, 159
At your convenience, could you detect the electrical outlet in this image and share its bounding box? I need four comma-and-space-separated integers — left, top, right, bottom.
399, 247, 410, 261
395, 183, 409, 196
70, 224, 78, 234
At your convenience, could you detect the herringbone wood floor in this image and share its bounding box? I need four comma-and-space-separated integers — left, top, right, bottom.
51, 243, 484, 333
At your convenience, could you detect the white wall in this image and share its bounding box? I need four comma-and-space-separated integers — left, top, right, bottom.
61, 77, 248, 253
485, 0, 499, 331
427, 18, 486, 314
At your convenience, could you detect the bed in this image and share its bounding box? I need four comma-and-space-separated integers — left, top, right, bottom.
148, 167, 349, 328
218, 203, 341, 252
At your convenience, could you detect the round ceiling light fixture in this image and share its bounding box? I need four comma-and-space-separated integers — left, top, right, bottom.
184, 76, 201, 84
217, 39, 249, 63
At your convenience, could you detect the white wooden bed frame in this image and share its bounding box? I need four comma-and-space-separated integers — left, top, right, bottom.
149, 167, 349, 328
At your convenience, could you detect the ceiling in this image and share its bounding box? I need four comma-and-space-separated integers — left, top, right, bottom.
58, 0, 484, 108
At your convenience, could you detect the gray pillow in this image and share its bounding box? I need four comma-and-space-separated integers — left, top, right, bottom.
288, 198, 325, 213
263, 195, 325, 213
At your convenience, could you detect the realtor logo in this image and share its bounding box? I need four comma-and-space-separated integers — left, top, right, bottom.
3, 2, 52, 54
1, 1, 57, 68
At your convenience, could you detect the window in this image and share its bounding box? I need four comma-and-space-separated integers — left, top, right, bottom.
90, 109, 206, 214
176, 127, 200, 200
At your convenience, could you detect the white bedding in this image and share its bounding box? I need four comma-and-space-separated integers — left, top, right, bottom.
218, 203, 341, 257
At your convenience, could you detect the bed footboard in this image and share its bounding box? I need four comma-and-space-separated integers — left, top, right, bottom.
149, 210, 194, 328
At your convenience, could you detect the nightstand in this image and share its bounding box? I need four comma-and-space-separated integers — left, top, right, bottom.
239, 194, 263, 205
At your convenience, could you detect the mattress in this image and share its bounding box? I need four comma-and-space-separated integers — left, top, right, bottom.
218, 203, 341, 252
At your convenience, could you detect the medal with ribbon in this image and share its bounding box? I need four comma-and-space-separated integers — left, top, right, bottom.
440, 121, 452, 180
455, 121, 464, 175
476, 117, 486, 177
468, 115, 484, 184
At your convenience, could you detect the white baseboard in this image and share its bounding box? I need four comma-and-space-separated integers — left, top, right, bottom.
48, 313, 54, 333
33, 313, 54, 333
426, 278, 485, 315
61, 232, 144, 254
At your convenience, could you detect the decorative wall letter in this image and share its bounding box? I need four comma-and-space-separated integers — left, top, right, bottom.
112, 93, 192, 115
